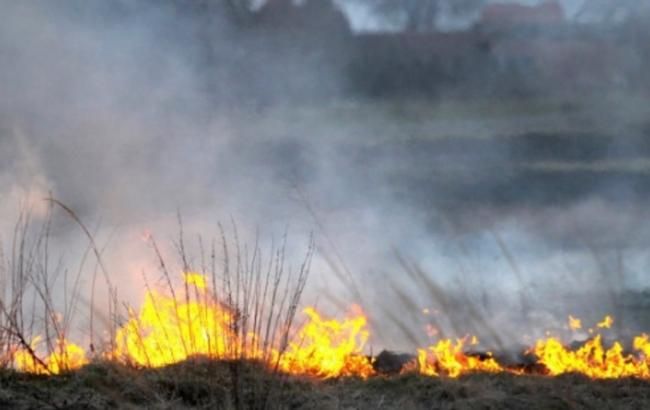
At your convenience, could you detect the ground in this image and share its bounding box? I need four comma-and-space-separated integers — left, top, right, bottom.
1, 359, 650, 409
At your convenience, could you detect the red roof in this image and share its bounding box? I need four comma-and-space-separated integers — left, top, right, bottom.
481, 0, 565, 26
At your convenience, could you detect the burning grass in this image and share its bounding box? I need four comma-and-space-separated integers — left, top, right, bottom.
2, 202, 650, 409
8, 269, 650, 381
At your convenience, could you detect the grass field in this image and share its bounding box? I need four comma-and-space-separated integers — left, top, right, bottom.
3, 95, 650, 409
233, 94, 650, 143
2, 359, 650, 410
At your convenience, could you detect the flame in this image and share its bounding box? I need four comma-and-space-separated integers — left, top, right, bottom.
533, 335, 650, 378
634, 334, 650, 358
417, 337, 503, 378
14, 337, 87, 375
276, 306, 375, 378
184, 272, 207, 290
597, 315, 614, 329
568, 315, 582, 331
11, 276, 650, 385
111, 273, 374, 378
113, 289, 237, 367
533, 316, 648, 379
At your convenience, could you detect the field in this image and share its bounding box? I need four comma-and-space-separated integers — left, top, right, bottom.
232, 94, 650, 208
4, 0, 650, 407
2, 359, 650, 410
3, 95, 650, 409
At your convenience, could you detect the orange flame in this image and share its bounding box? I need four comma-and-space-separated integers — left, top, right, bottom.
533, 316, 649, 379
597, 315, 614, 329
634, 334, 650, 358
113, 288, 237, 367
14, 337, 87, 375
183, 272, 207, 290
276, 305, 374, 378
533, 335, 650, 378
12, 276, 650, 385
111, 272, 374, 378
568, 315, 582, 331
417, 337, 503, 377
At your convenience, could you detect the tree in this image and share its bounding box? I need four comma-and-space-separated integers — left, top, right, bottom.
354, 0, 485, 32
574, 0, 643, 24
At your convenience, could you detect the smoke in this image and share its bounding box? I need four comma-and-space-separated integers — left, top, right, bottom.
1, 0, 650, 352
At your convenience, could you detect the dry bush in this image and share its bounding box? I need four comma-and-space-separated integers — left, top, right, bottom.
124, 216, 314, 409
0, 199, 314, 410
0, 202, 92, 374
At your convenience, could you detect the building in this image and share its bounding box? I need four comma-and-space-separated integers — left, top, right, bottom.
479, 0, 565, 29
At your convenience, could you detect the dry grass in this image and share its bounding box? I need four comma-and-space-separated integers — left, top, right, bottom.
0, 200, 314, 410
1, 199, 650, 409
0, 202, 91, 375
0, 359, 649, 409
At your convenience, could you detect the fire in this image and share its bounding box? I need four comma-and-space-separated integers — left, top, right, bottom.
113, 288, 237, 367
597, 315, 614, 329
14, 337, 87, 375
10, 275, 650, 384
276, 305, 375, 378
183, 272, 207, 290
417, 337, 503, 378
533, 316, 650, 379
111, 273, 374, 378
634, 334, 650, 357
568, 315, 582, 331
533, 336, 650, 378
